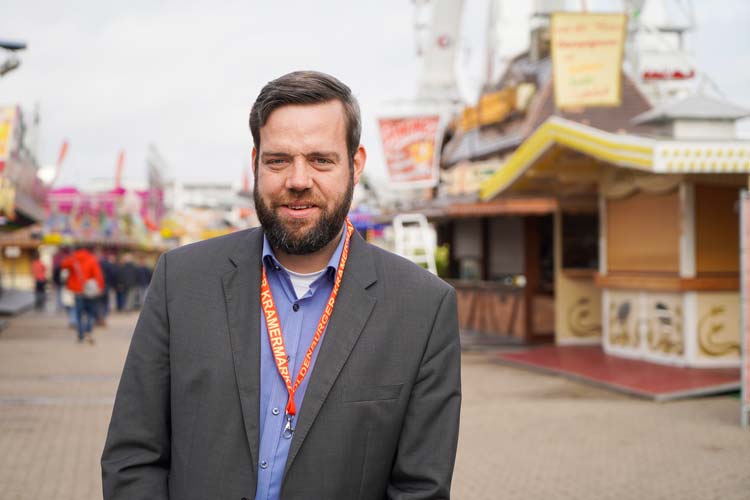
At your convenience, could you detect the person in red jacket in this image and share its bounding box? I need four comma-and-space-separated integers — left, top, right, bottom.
61, 246, 104, 343
30, 250, 48, 310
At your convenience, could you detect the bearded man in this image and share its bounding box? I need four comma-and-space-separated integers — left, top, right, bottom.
102, 71, 461, 500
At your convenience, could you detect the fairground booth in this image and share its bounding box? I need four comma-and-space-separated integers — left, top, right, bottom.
0, 105, 49, 292
44, 185, 168, 254
431, 11, 750, 371
479, 104, 749, 369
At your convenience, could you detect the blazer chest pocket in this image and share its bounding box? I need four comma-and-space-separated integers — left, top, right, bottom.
343, 384, 403, 403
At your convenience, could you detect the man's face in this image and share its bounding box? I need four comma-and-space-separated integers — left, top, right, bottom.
252, 100, 365, 255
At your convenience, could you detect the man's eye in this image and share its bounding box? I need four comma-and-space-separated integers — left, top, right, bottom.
314, 158, 333, 165
266, 158, 286, 165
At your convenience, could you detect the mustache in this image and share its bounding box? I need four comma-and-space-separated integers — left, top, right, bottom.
273, 191, 324, 207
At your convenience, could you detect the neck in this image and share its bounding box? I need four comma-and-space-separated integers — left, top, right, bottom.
272, 226, 345, 274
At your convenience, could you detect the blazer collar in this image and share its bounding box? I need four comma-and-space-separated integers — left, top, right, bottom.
229, 225, 377, 289
336, 228, 377, 289
222, 227, 264, 475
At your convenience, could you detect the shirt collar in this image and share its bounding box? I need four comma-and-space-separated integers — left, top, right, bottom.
262, 224, 348, 281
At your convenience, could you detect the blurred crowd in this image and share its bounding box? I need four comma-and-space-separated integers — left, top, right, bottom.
31, 247, 154, 343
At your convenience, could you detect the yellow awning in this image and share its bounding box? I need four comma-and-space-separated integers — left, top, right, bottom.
479, 116, 750, 200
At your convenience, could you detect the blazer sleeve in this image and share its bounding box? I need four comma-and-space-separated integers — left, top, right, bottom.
101, 253, 171, 499
387, 286, 462, 500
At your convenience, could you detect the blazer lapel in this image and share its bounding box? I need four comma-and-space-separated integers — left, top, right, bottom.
284, 231, 377, 475
222, 228, 264, 475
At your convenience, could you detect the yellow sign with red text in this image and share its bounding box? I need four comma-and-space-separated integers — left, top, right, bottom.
378, 115, 441, 188
551, 13, 627, 109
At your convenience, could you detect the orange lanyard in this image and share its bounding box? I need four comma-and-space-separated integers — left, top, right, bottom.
260, 219, 355, 435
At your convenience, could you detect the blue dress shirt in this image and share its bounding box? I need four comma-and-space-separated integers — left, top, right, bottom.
254, 230, 347, 500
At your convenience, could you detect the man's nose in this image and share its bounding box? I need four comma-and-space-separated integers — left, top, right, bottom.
285, 157, 313, 191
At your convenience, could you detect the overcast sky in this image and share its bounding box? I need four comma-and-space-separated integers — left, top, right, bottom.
2, 0, 749, 189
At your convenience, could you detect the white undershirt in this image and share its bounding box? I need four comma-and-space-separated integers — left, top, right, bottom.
283, 266, 326, 299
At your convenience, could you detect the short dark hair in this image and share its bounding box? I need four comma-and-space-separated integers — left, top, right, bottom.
249, 71, 361, 165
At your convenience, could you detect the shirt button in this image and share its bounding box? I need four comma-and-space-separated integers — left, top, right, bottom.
293, 303, 300, 312
260, 460, 268, 469
272, 407, 280, 415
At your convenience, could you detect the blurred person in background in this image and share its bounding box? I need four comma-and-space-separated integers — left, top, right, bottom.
118, 253, 139, 310
30, 250, 47, 311
52, 246, 70, 313
106, 253, 120, 315
102, 71, 460, 500
135, 254, 152, 307
95, 248, 117, 325
62, 245, 104, 343
113, 254, 126, 311
55, 247, 78, 328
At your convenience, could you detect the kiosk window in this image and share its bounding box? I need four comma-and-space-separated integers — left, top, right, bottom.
562, 213, 599, 269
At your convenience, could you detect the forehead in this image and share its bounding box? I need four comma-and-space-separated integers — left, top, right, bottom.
260, 100, 347, 152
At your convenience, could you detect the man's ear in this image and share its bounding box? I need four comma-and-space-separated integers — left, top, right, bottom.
352, 145, 366, 185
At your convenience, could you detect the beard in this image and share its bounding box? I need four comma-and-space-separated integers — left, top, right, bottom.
254, 172, 354, 255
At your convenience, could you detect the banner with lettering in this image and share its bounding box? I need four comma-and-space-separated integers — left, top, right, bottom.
378, 115, 441, 188
550, 12, 627, 109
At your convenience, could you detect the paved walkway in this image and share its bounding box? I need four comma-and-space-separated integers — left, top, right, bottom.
0, 310, 748, 499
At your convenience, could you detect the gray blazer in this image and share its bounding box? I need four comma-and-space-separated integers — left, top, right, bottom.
101, 227, 461, 500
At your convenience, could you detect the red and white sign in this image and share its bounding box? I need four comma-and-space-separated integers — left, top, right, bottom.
378, 115, 441, 188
